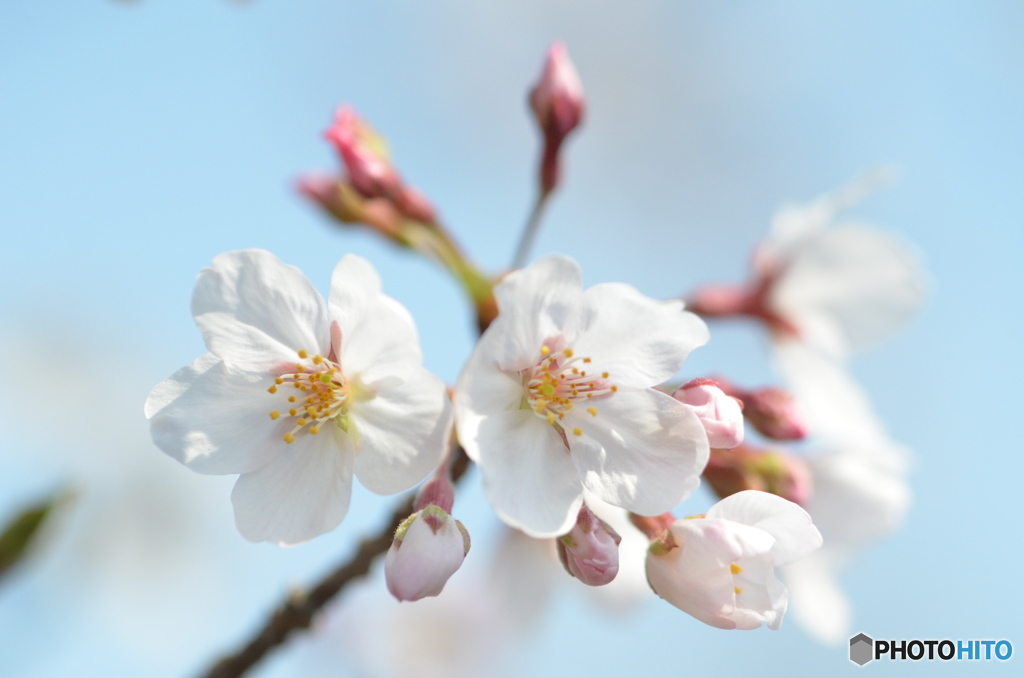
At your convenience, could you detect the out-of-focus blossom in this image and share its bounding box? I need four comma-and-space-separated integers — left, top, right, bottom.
775, 343, 911, 644
646, 491, 822, 630
529, 41, 585, 194
455, 255, 710, 537
556, 505, 620, 586
672, 378, 745, 449
690, 175, 925, 360
703, 445, 813, 507
146, 250, 451, 545
386, 505, 471, 602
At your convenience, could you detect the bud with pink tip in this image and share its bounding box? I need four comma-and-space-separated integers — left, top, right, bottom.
385, 504, 471, 602
717, 379, 807, 441
528, 41, 585, 195
323, 106, 437, 224
672, 378, 745, 449
556, 506, 621, 586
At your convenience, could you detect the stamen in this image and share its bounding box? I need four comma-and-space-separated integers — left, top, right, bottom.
587, 407, 597, 417
267, 385, 277, 394
297, 349, 308, 359
734, 587, 742, 595
283, 432, 295, 444
269, 410, 281, 420
730, 564, 743, 575
572, 427, 582, 436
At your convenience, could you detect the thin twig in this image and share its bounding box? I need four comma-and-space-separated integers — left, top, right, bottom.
511, 191, 550, 269
199, 449, 471, 678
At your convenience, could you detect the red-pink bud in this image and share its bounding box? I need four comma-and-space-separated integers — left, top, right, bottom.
324, 106, 402, 201
556, 506, 620, 586
673, 379, 745, 449
528, 42, 585, 194
703, 445, 813, 506
741, 387, 808, 441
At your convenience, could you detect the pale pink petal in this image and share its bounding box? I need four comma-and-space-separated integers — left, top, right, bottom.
454, 344, 529, 463
329, 254, 422, 378
231, 426, 355, 545
147, 355, 287, 475
349, 367, 451, 495
707, 490, 822, 566
565, 283, 708, 389
191, 249, 330, 371
475, 410, 583, 538
569, 389, 708, 515
485, 255, 582, 373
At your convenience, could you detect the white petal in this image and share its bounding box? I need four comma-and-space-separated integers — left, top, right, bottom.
329, 254, 422, 379
565, 283, 709, 389
475, 410, 582, 537
707, 490, 822, 567
349, 367, 452, 495
771, 224, 925, 357
192, 250, 330, 371
569, 389, 709, 515
484, 255, 583, 372
231, 426, 355, 545
454, 342, 527, 463
146, 356, 286, 475
783, 553, 851, 644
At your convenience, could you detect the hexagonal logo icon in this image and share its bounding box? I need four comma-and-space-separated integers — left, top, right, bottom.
849, 633, 874, 666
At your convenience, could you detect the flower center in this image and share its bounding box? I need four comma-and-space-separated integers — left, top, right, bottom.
523, 343, 617, 434
267, 349, 353, 444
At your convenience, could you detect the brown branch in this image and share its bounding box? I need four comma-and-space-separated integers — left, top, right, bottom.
199, 448, 471, 678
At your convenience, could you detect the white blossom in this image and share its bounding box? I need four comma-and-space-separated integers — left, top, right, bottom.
455, 255, 710, 537
146, 250, 450, 545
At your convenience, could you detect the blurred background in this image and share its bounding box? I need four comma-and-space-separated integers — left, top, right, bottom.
1, 1, 1022, 676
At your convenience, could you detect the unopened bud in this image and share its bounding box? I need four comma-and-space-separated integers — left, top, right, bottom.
702, 445, 813, 506
528, 41, 585, 194
324, 106, 401, 199
734, 385, 807, 441
385, 505, 470, 602
672, 379, 744, 449
556, 506, 620, 586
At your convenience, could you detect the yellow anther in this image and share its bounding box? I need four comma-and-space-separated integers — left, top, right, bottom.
587, 407, 597, 417
586, 393, 593, 398
541, 345, 550, 356
267, 385, 277, 394
313, 354, 324, 365
730, 564, 743, 575
289, 409, 297, 416
610, 385, 618, 392
580, 371, 587, 377
297, 418, 308, 426
547, 412, 555, 425
563, 348, 574, 358
268, 410, 281, 420
306, 396, 316, 404
309, 426, 320, 435
275, 377, 284, 385
572, 427, 582, 436
734, 587, 742, 595
296, 364, 306, 373
288, 396, 296, 403
602, 372, 609, 378
293, 382, 301, 389
583, 357, 591, 363
558, 412, 565, 419
298, 349, 308, 359
283, 432, 295, 444
571, 368, 579, 375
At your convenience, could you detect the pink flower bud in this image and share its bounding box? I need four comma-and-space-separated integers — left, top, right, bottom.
672, 379, 744, 449
385, 505, 471, 602
324, 106, 402, 201
528, 42, 585, 194
556, 506, 620, 586
744, 387, 808, 440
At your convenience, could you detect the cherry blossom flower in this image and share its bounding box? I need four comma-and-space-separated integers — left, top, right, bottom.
774, 342, 910, 644
690, 174, 925, 360
455, 255, 710, 538
145, 250, 451, 545
646, 490, 822, 630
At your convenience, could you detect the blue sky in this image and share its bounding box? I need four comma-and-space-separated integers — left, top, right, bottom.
1, 1, 1022, 676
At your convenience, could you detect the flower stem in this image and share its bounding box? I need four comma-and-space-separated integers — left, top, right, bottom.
511, 190, 551, 270
198, 448, 471, 678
